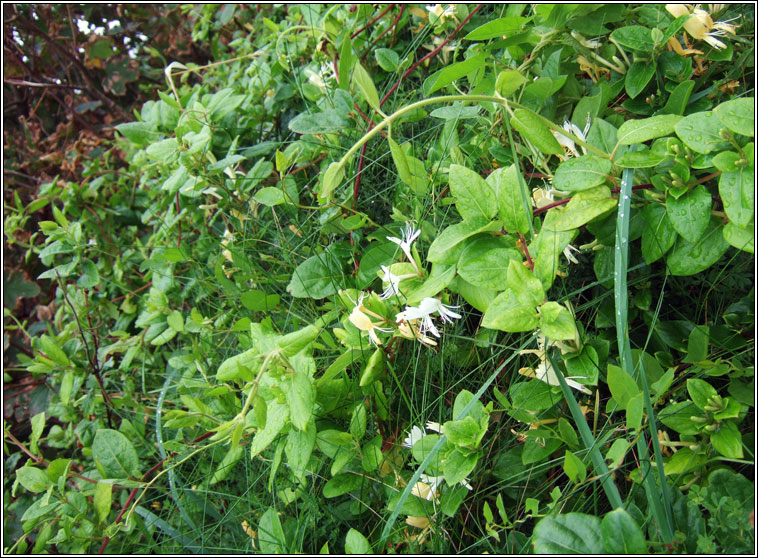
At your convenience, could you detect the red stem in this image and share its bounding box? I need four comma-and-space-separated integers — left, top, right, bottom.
98, 430, 215, 554
361, 6, 405, 62
350, 4, 395, 39
351, 4, 483, 202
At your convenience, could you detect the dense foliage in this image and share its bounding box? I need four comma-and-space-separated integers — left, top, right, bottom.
4, 4, 755, 554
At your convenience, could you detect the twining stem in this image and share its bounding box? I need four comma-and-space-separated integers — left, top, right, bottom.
336, 94, 610, 174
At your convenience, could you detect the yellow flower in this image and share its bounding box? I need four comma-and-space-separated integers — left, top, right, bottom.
348, 293, 393, 346
666, 4, 739, 50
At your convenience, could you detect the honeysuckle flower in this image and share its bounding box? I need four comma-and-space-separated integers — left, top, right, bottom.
532, 186, 569, 209
666, 4, 739, 51
521, 361, 592, 394
403, 425, 426, 448
563, 244, 581, 265
553, 117, 591, 160
348, 293, 393, 346
426, 4, 457, 25
397, 297, 461, 339
387, 223, 421, 272
412, 473, 472, 501
378, 265, 416, 300
397, 319, 438, 346
519, 334, 590, 394
421, 36, 459, 64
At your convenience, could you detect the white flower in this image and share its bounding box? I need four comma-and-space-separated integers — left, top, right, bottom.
563, 244, 581, 265
553, 117, 591, 160
519, 334, 589, 393
387, 223, 421, 272
397, 297, 461, 339
412, 473, 472, 501
531, 360, 591, 394
666, 4, 739, 50
402, 425, 426, 448
348, 293, 393, 346
425, 421, 442, 433
426, 4, 457, 24
378, 265, 416, 300
397, 319, 438, 346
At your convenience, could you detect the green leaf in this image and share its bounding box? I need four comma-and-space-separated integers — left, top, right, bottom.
319, 161, 345, 203
507, 259, 544, 304
482, 288, 538, 332
388, 138, 427, 194
684, 326, 709, 364
430, 104, 481, 120
710, 421, 743, 459
241, 289, 280, 312
349, 403, 367, 440
448, 164, 498, 220
423, 53, 488, 95
92, 482, 113, 523
607, 364, 640, 410
258, 507, 287, 554
209, 444, 244, 485
93, 429, 140, 478
625, 59, 656, 99
167, 310, 184, 333
659, 80, 694, 116
287, 252, 344, 299
361, 435, 384, 472
345, 528, 372, 554
490, 164, 531, 234
719, 167, 754, 228
658, 401, 701, 435
30, 412, 45, 455
443, 447, 479, 485
359, 348, 385, 387
250, 400, 289, 460
667, 216, 729, 276
338, 36, 353, 91
616, 114, 682, 146
544, 186, 617, 231
558, 417, 580, 448
552, 156, 613, 192
530, 220, 575, 291
563, 451, 587, 483
666, 184, 711, 243
456, 236, 521, 290
495, 69, 527, 97
713, 97, 754, 137
626, 393, 644, 432
288, 111, 349, 135
686, 378, 717, 410
115, 121, 159, 147
254, 187, 286, 207
285, 420, 316, 477
533, 513, 604, 554
352, 62, 381, 112
324, 473, 363, 498
287, 368, 313, 431
675, 111, 731, 154
511, 109, 563, 156
375, 48, 399, 72
145, 137, 179, 161
641, 203, 678, 264
723, 221, 754, 254
610, 25, 655, 52
16, 466, 51, 493
443, 416, 483, 448
601, 508, 647, 554
465, 16, 529, 40
539, 301, 577, 340
40, 335, 69, 367
427, 218, 502, 264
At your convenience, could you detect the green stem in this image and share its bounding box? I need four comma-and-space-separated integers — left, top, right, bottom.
337, 95, 610, 170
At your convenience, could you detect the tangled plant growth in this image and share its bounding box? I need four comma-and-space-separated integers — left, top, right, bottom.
4, 4, 755, 554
